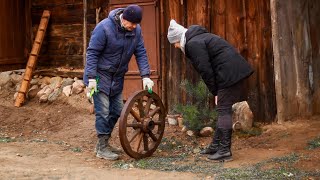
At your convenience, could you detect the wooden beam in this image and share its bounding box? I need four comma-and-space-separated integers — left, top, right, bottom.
270, 0, 284, 123
33, 68, 84, 78
83, 0, 87, 66
15, 10, 50, 107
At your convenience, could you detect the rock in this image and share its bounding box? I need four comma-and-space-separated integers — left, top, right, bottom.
61, 78, 74, 88
193, 148, 201, 154
4, 81, 14, 90
76, 80, 85, 87
200, 127, 213, 137
40, 84, 47, 89
177, 117, 184, 127
39, 94, 48, 103
30, 79, 39, 85
187, 130, 194, 137
71, 80, 84, 94
232, 101, 253, 131
63, 85, 72, 97
10, 73, 23, 84
0, 71, 12, 86
15, 84, 21, 92
39, 76, 51, 85
13, 69, 24, 75
181, 126, 188, 132
27, 85, 39, 99
50, 76, 63, 89
167, 115, 178, 126
14, 92, 18, 100
37, 85, 53, 97
43, 86, 54, 96
48, 89, 62, 102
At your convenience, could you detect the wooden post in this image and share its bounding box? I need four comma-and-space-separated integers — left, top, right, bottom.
83, 0, 87, 66
270, 0, 284, 123
15, 10, 50, 107
96, 7, 101, 24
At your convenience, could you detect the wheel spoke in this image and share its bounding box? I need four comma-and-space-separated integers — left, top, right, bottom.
143, 134, 149, 151
153, 121, 162, 125
149, 107, 160, 117
137, 98, 145, 118
129, 129, 141, 143
148, 131, 158, 142
144, 97, 153, 116
134, 132, 143, 152
130, 109, 142, 122
127, 123, 142, 129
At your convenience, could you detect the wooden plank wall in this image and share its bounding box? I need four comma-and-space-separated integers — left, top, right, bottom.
31, 0, 97, 69
271, 0, 320, 122
0, 0, 31, 72
29, 0, 319, 122
163, 0, 275, 122
309, 0, 320, 115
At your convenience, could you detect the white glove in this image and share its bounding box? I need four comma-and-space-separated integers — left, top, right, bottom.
87, 79, 97, 98
142, 77, 154, 92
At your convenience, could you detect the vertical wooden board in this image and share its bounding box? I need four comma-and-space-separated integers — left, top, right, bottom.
0, 0, 27, 71
184, 0, 210, 103
291, 0, 313, 117
165, 0, 184, 111
309, 0, 320, 114
168, 0, 183, 22
186, 0, 209, 28
273, 0, 313, 120
225, 0, 246, 54
211, 0, 226, 38
246, 0, 276, 122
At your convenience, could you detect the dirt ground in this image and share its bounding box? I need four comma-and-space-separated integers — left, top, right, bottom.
1, 88, 320, 179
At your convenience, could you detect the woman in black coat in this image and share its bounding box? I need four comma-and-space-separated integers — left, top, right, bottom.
167, 20, 253, 162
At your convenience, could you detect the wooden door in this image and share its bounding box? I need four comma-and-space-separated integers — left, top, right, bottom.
109, 0, 160, 100
0, 0, 30, 72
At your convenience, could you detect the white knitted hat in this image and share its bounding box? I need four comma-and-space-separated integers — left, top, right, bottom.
167, 19, 187, 44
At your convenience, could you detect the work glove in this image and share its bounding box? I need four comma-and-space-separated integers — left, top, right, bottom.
86, 79, 97, 98
142, 77, 154, 93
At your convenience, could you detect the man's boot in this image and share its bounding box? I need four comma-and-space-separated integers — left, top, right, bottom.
200, 128, 221, 155
208, 128, 233, 162
94, 138, 122, 153
96, 135, 119, 160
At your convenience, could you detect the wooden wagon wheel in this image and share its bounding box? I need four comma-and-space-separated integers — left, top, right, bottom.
119, 90, 166, 159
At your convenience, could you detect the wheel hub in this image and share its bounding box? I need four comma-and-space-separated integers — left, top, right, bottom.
142, 118, 155, 132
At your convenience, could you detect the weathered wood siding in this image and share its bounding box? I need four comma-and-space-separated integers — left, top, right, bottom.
0, 0, 31, 72
309, 0, 320, 115
271, 0, 320, 122
163, 0, 275, 122
26, 0, 319, 122
31, 0, 96, 69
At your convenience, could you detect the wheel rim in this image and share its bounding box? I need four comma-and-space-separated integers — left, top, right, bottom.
119, 90, 166, 159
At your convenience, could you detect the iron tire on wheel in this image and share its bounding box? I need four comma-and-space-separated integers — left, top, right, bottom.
119, 90, 166, 159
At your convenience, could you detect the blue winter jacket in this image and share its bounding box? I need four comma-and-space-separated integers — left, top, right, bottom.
83, 8, 150, 96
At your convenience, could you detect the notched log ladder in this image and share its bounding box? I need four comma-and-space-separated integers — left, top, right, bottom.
15, 10, 50, 107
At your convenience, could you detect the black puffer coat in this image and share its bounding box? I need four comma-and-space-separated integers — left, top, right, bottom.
185, 25, 253, 95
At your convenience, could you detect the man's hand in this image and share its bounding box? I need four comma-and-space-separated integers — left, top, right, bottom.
87, 79, 97, 98
142, 78, 154, 93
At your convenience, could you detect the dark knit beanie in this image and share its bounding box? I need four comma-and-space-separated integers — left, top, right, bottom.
123, 5, 143, 23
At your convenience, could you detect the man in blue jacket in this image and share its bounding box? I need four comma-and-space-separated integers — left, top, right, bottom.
84, 5, 154, 160
167, 20, 253, 162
